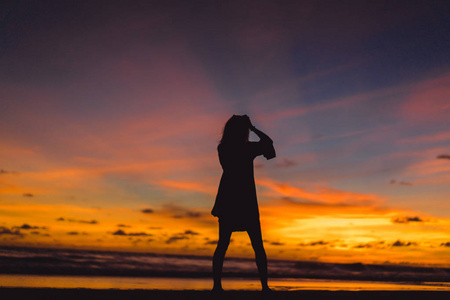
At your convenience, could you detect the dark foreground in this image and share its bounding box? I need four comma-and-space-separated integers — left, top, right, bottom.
1, 288, 450, 300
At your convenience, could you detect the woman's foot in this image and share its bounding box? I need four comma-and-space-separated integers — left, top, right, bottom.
211, 286, 224, 293
262, 286, 272, 292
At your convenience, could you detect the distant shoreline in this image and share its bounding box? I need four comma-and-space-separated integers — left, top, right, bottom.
1, 288, 450, 300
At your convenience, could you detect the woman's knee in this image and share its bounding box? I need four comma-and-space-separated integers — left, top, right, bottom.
252, 241, 266, 254
216, 236, 231, 251
218, 241, 230, 251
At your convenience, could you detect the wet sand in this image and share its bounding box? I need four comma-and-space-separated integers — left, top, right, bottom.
1, 288, 450, 300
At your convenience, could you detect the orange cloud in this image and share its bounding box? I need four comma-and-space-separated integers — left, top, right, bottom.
257, 178, 383, 206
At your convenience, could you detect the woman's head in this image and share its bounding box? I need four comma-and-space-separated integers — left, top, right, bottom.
220, 115, 250, 145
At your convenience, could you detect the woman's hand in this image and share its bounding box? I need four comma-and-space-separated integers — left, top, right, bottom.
243, 115, 254, 130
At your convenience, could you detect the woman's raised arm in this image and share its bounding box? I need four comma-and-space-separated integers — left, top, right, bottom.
244, 115, 275, 160
250, 125, 273, 144
244, 115, 273, 144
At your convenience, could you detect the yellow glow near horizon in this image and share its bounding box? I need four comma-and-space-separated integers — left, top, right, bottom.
1, 196, 450, 267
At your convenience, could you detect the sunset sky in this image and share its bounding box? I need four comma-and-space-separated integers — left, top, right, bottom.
1, 1, 450, 267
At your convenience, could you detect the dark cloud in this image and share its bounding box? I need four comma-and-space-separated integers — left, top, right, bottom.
389, 179, 412, 186
391, 240, 417, 247
353, 241, 386, 249
204, 240, 218, 245
172, 212, 203, 219
74, 219, 98, 224
56, 217, 98, 224
67, 231, 88, 236
309, 241, 329, 246
23, 193, 34, 197
440, 242, 450, 247
270, 242, 285, 246
14, 224, 40, 230
141, 208, 154, 214
0, 226, 24, 237
30, 231, 50, 237
163, 204, 203, 219
11, 224, 48, 231
276, 158, 297, 168
353, 244, 370, 249
117, 224, 131, 228
299, 240, 330, 247
112, 230, 152, 236
127, 232, 152, 236
392, 216, 424, 224
164, 230, 199, 244
148, 226, 162, 230
184, 230, 199, 235
186, 212, 202, 218
112, 229, 126, 236
437, 154, 450, 159
165, 235, 189, 244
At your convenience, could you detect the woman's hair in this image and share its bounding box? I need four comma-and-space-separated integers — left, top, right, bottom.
220, 115, 250, 145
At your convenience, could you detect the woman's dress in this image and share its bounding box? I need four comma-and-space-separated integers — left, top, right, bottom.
211, 140, 275, 231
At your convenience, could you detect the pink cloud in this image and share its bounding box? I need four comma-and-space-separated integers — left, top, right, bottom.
407, 159, 450, 178
400, 74, 450, 122
400, 131, 450, 144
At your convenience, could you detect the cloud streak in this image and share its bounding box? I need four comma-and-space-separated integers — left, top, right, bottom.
112, 230, 152, 237
258, 178, 383, 206
56, 218, 98, 224
0, 227, 24, 237
391, 216, 425, 224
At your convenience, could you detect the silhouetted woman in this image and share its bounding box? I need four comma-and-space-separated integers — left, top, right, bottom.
211, 115, 275, 292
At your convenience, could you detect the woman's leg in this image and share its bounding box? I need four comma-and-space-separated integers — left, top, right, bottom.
247, 225, 270, 291
212, 222, 232, 291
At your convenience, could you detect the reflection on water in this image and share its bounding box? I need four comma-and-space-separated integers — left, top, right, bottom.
1, 275, 450, 291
